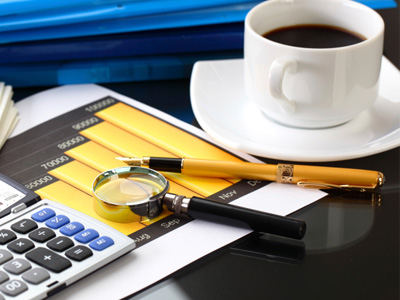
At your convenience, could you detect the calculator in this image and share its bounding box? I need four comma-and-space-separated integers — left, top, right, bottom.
0, 199, 136, 300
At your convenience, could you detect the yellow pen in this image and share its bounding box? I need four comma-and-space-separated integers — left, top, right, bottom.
115, 156, 385, 192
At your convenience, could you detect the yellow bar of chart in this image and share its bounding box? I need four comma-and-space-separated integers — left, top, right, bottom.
96, 103, 243, 162
80, 121, 233, 196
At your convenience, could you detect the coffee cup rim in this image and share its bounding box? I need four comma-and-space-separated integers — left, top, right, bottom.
245, 0, 385, 51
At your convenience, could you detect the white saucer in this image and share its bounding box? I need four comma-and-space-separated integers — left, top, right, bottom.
190, 57, 400, 162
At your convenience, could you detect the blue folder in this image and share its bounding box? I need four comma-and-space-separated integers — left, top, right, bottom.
0, 0, 396, 87
0, 0, 395, 44
0, 50, 243, 87
0, 1, 259, 44
0, 23, 244, 64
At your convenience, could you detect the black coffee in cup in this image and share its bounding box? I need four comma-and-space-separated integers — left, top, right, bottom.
263, 24, 366, 48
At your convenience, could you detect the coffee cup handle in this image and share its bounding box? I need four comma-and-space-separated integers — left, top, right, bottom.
269, 59, 297, 114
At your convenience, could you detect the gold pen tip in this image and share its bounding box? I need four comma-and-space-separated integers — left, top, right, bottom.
115, 157, 142, 166
115, 157, 130, 161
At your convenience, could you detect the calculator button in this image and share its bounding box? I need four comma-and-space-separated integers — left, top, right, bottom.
65, 246, 93, 262
0, 230, 16, 245
74, 229, 99, 243
11, 219, 38, 234
0, 279, 28, 297
45, 215, 70, 229
47, 236, 74, 252
31, 208, 56, 222
3, 258, 31, 275
60, 222, 84, 236
22, 268, 50, 285
29, 228, 56, 243
26, 247, 72, 273
0, 271, 9, 284
0, 250, 13, 265
89, 236, 114, 251
7, 238, 35, 254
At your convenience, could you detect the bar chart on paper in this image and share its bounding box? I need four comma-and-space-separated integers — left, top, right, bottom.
0, 96, 268, 247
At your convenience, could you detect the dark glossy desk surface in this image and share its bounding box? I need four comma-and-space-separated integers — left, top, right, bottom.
12, 4, 399, 300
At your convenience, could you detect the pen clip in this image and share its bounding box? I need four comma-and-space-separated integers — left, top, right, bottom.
297, 181, 377, 192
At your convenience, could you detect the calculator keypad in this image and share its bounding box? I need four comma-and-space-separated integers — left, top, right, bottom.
0, 200, 136, 299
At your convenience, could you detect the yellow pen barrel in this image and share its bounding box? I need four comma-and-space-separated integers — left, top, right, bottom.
133, 157, 385, 191
292, 165, 384, 190
182, 159, 277, 181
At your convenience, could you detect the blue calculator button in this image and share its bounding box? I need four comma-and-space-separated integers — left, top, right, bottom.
89, 236, 114, 251
31, 208, 56, 222
45, 215, 70, 229
60, 222, 84, 236
74, 229, 99, 243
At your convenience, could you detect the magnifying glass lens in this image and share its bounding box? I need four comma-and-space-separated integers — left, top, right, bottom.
92, 167, 169, 223
95, 174, 165, 205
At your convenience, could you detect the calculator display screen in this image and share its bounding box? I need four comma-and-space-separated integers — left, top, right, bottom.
0, 180, 25, 210
0, 173, 40, 218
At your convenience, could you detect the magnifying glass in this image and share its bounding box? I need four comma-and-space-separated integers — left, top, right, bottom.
92, 167, 306, 240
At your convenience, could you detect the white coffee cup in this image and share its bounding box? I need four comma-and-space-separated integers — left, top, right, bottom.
244, 0, 384, 128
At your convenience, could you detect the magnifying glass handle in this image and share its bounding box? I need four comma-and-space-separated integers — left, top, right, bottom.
163, 194, 306, 240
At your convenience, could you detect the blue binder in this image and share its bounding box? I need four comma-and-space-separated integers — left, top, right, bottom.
0, 0, 394, 44
0, 1, 259, 44
0, 0, 396, 87
0, 50, 243, 87
0, 23, 244, 64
